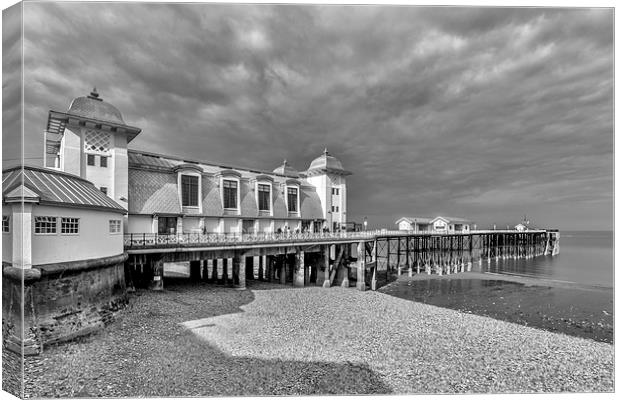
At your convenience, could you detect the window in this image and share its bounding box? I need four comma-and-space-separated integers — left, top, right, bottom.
331, 206, 335, 212
87, 154, 95, 166
109, 220, 121, 234
61, 217, 79, 234
181, 175, 199, 207
100, 187, 108, 195
35, 216, 57, 234
332, 188, 339, 195
258, 184, 270, 211
223, 180, 238, 209
2, 216, 9, 233
336, 206, 339, 212
287, 187, 298, 212
100, 156, 108, 168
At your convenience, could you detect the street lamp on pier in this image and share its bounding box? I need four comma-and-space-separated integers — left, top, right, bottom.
363, 216, 367, 231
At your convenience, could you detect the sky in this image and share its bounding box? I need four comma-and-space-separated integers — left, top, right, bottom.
2, 2, 614, 231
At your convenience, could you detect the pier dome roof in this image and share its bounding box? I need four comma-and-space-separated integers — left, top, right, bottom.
306, 148, 351, 176
67, 88, 125, 124
273, 159, 300, 177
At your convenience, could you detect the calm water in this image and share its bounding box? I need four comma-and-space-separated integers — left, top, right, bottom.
482, 230, 613, 288
380, 231, 614, 342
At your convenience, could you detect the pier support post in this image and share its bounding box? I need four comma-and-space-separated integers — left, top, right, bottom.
370, 240, 377, 291
149, 255, 164, 291
322, 246, 331, 288
294, 249, 305, 287
234, 254, 246, 289
356, 241, 366, 291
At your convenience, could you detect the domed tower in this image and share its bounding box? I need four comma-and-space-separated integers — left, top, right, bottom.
305, 148, 352, 231
44, 88, 141, 207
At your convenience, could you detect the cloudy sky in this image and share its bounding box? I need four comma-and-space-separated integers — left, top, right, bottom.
2, 3, 613, 230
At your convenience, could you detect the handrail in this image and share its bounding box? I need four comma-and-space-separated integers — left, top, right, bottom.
123, 229, 552, 249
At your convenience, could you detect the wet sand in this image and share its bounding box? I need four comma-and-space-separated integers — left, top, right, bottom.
378, 271, 613, 344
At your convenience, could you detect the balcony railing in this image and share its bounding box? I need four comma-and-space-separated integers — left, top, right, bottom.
123, 229, 550, 250
124, 231, 382, 249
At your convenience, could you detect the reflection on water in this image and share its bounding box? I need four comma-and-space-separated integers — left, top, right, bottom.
474, 231, 613, 288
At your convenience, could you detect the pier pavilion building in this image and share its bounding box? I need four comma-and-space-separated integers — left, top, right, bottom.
44, 89, 352, 236
396, 216, 472, 233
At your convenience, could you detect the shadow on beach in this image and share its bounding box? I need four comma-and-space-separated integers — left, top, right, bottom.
379, 273, 613, 344
23, 279, 391, 397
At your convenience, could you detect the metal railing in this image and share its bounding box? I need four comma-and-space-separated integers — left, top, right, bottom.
123, 229, 551, 249
124, 230, 382, 249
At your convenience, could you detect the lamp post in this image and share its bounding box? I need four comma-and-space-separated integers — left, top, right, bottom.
363, 216, 367, 232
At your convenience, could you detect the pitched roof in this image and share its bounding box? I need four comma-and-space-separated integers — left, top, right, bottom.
2, 166, 126, 213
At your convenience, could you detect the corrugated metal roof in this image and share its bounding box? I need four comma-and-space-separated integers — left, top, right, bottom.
2, 166, 126, 213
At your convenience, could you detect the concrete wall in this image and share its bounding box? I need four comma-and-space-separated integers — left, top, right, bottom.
31, 205, 124, 265
127, 214, 152, 234
2, 256, 127, 354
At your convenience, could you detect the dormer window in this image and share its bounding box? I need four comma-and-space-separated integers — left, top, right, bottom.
258, 184, 271, 211
287, 187, 298, 212
181, 175, 199, 207
223, 179, 238, 209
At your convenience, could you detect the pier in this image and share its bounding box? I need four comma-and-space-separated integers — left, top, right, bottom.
123, 229, 560, 291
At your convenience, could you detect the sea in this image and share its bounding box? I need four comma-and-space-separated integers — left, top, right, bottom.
484, 230, 613, 288
380, 230, 614, 343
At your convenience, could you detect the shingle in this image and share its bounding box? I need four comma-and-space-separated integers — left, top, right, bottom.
128, 169, 180, 214
239, 180, 258, 217
300, 188, 324, 219
201, 176, 223, 216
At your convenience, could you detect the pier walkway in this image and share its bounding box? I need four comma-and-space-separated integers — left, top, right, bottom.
123, 229, 560, 292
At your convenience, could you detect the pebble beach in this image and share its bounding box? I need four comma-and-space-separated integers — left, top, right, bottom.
21, 280, 614, 397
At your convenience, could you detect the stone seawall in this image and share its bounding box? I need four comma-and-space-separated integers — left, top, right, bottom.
2, 253, 128, 357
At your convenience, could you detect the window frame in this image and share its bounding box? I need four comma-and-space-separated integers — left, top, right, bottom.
100, 155, 108, 168
180, 174, 200, 207
34, 216, 58, 235
109, 219, 122, 234
87, 154, 96, 166
222, 179, 239, 210
2, 215, 9, 233
60, 217, 80, 235
256, 182, 272, 212
286, 186, 299, 213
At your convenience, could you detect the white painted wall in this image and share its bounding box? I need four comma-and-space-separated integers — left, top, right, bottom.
204, 218, 220, 233
223, 218, 239, 233
183, 217, 202, 233
31, 205, 124, 265
2, 206, 12, 263
398, 220, 412, 231
60, 128, 81, 177
127, 215, 152, 234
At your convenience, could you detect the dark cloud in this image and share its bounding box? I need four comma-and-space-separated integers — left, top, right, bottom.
5, 4, 612, 230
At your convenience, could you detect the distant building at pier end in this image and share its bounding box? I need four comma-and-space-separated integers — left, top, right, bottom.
396, 216, 473, 233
